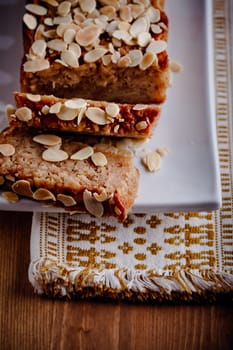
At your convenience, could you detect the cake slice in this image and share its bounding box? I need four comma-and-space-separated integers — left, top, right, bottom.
21, 0, 169, 104
10, 92, 161, 138
0, 126, 139, 220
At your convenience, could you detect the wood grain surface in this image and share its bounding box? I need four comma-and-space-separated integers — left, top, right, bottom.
0, 211, 233, 350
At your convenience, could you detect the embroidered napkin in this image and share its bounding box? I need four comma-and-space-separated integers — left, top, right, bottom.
28, 0, 233, 302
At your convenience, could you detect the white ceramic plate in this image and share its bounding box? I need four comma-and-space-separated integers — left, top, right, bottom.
0, 0, 221, 213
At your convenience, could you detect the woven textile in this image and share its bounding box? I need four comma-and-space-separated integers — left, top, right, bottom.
29, 0, 233, 302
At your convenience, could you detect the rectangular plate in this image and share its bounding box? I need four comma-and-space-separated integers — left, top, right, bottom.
0, 0, 221, 213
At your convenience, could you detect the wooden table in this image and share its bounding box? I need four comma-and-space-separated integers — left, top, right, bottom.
0, 211, 232, 350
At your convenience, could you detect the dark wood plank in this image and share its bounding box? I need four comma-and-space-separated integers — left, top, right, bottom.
0, 211, 233, 350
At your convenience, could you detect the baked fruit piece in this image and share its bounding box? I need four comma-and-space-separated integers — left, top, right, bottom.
11, 92, 161, 138
21, 0, 169, 104
0, 126, 139, 221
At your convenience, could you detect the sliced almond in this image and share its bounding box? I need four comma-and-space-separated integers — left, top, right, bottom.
137, 32, 151, 47
117, 55, 131, 67
91, 152, 107, 167
47, 38, 67, 52
12, 180, 33, 198
49, 102, 62, 114
44, 17, 54, 26
120, 5, 132, 22
23, 13, 37, 30
15, 107, 32, 122
83, 189, 104, 217
100, 5, 116, 19
2, 191, 19, 203
84, 48, 107, 63
102, 54, 112, 66
41, 105, 50, 115
170, 60, 183, 73
33, 188, 56, 201
131, 4, 145, 19
63, 28, 76, 44
33, 134, 62, 147
130, 17, 148, 37
56, 105, 78, 120
64, 98, 86, 109
139, 51, 156, 70
57, 1, 71, 17
69, 42, 82, 58
133, 104, 147, 110
23, 59, 50, 73
42, 148, 69, 162
156, 147, 169, 157
75, 24, 100, 47
5, 175, 15, 182
61, 49, 79, 68
106, 103, 119, 118
79, 0, 96, 14
93, 189, 109, 202
145, 7, 160, 23
70, 146, 94, 160
0, 144, 15, 157
77, 106, 87, 125
112, 29, 132, 43
31, 39, 47, 58
135, 121, 147, 131
151, 24, 162, 34
146, 39, 167, 54
127, 49, 143, 67
25, 4, 48, 16
26, 93, 41, 102
57, 194, 77, 207
53, 14, 72, 25
142, 151, 161, 172
85, 107, 108, 125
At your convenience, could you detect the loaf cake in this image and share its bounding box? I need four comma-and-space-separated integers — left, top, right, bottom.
21, 0, 169, 104
11, 92, 161, 138
0, 126, 139, 220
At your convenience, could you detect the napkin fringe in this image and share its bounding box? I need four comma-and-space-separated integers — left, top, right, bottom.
28, 258, 233, 302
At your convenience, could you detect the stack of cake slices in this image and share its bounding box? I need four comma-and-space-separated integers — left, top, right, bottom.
0, 0, 169, 220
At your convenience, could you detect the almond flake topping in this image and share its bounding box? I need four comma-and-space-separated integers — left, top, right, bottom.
26, 93, 41, 102
133, 104, 147, 110
47, 39, 67, 51
139, 51, 156, 70
49, 102, 62, 114
56, 105, 78, 120
42, 148, 69, 162
41, 105, 50, 114
12, 180, 33, 198
93, 190, 109, 202
75, 24, 100, 47
146, 39, 167, 54
91, 152, 107, 167
57, 194, 77, 207
151, 24, 162, 34
63, 28, 76, 44
31, 40, 47, 57
70, 146, 94, 160
15, 107, 32, 121
170, 60, 183, 73
137, 31, 151, 47
23, 59, 50, 73
135, 121, 147, 131
33, 134, 62, 147
142, 150, 161, 172
2, 191, 19, 203
33, 188, 56, 201
85, 107, 108, 125
61, 49, 79, 68
84, 47, 107, 63
83, 190, 104, 217
25, 4, 48, 16
127, 49, 143, 67
69, 42, 82, 58
0, 144, 15, 157
23, 13, 37, 30
106, 103, 119, 118
80, 0, 96, 14
130, 16, 148, 37
65, 98, 86, 109
57, 1, 71, 17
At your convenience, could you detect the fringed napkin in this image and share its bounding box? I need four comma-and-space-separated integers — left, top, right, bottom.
28, 0, 233, 302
